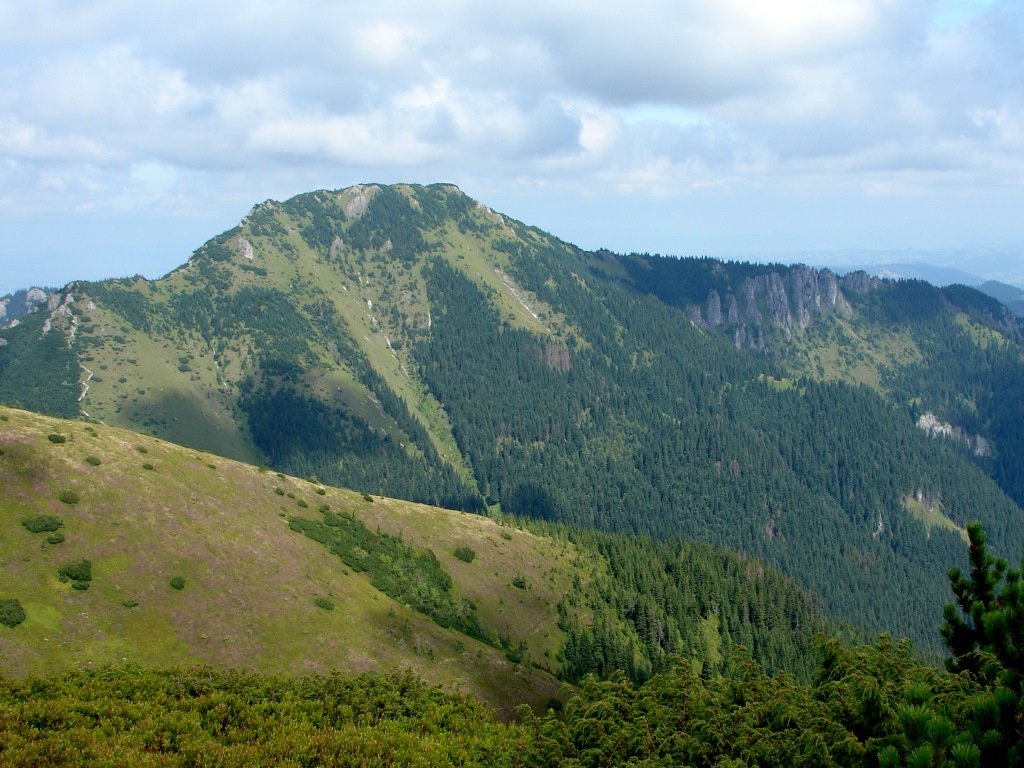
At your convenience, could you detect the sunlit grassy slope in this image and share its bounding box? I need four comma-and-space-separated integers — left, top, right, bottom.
0, 405, 574, 716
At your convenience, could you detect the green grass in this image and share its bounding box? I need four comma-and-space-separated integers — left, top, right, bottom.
0, 404, 570, 716
784, 314, 922, 392
71, 297, 262, 464
954, 313, 1008, 349
903, 495, 968, 542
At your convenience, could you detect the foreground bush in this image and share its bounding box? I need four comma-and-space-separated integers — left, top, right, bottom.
0, 667, 528, 767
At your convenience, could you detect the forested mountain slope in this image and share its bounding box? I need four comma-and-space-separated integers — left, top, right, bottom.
1, 183, 1021, 651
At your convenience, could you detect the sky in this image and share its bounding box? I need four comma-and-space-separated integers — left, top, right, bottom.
2, 0, 1024, 295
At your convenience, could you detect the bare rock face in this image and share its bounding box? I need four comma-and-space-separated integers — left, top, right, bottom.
0, 287, 59, 329
819, 269, 853, 316
841, 270, 882, 295
727, 295, 741, 324
741, 280, 763, 326
786, 266, 852, 329
543, 342, 571, 373
344, 184, 377, 217
760, 272, 794, 337
238, 237, 255, 260
706, 290, 723, 326
917, 411, 993, 457
790, 266, 819, 330
690, 264, 877, 352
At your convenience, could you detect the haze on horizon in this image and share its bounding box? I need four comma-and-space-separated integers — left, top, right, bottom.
1, 0, 1023, 295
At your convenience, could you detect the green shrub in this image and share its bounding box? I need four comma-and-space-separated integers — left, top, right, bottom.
122, 598, 139, 608
136, 446, 148, 454
314, 596, 335, 611
47, 533, 65, 545
289, 513, 491, 644
274, 487, 286, 496
296, 499, 308, 508
85, 455, 102, 466
21, 515, 63, 533
47, 433, 67, 444
511, 575, 527, 589
0, 598, 27, 628
501, 531, 513, 541
142, 463, 154, 471
316, 488, 327, 496
58, 559, 92, 591
57, 490, 80, 505
454, 546, 476, 563
58, 559, 92, 582
170, 576, 186, 591
361, 492, 374, 503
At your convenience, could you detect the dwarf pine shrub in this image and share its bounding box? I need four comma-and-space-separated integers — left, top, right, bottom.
0, 598, 27, 628
22, 515, 63, 533
58, 559, 92, 590
314, 596, 335, 611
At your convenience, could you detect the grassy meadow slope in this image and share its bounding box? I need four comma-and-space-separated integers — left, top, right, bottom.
0, 405, 570, 716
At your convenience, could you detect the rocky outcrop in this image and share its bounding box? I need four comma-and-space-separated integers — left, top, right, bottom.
690, 265, 869, 351
0, 287, 58, 330
840, 270, 883, 295
917, 412, 992, 457
343, 184, 377, 217
543, 342, 572, 373
238, 237, 255, 260
705, 290, 723, 326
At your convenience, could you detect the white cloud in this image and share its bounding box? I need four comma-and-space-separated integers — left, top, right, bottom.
1, 0, 1023, 293
354, 22, 419, 66
575, 106, 621, 156
0, 120, 113, 162
248, 114, 441, 166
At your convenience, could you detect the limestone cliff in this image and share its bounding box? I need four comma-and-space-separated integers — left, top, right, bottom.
688, 265, 879, 352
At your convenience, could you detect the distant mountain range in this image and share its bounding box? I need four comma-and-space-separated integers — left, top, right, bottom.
836, 263, 1024, 317
976, 279, 1024, 316
2, 183, 1023, 658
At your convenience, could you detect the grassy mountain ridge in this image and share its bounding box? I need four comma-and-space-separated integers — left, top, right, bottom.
1, 183, 1022, 651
